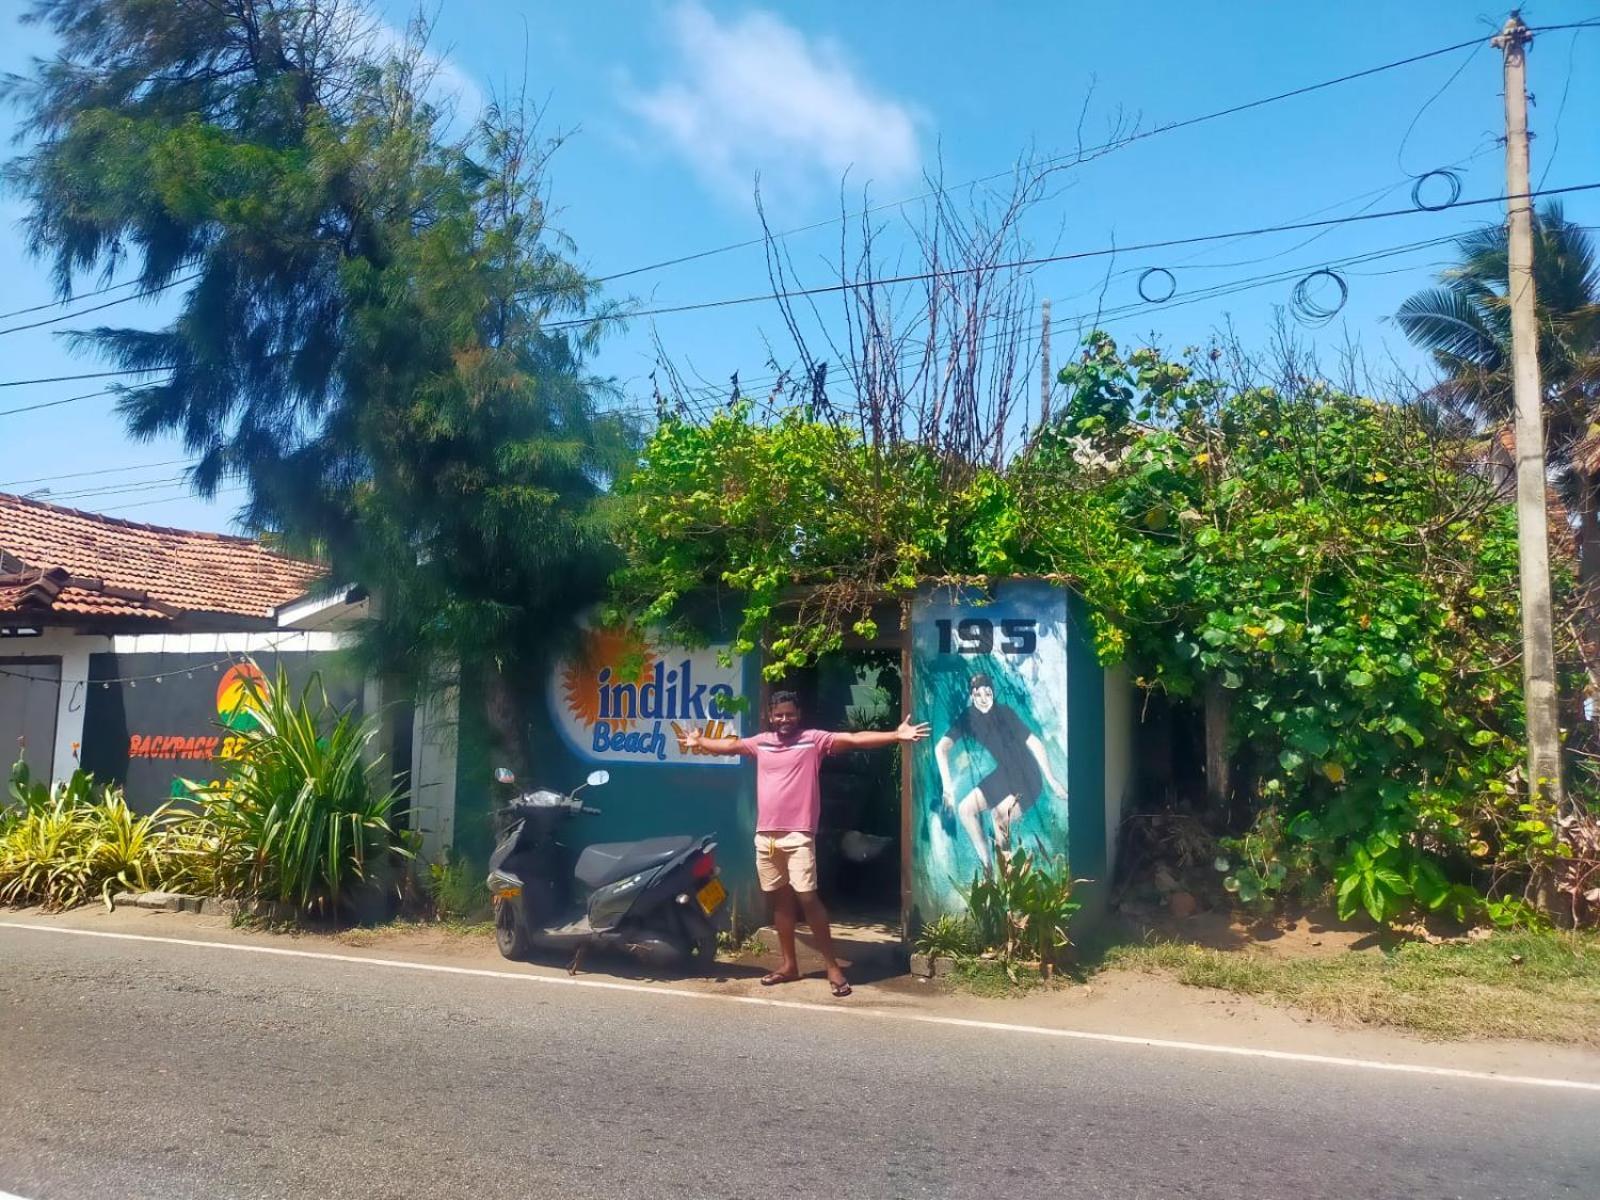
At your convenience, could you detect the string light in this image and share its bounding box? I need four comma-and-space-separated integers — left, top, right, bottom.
0, 633, 307, 687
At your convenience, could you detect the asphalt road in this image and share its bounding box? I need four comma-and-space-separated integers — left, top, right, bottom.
1, 923, 1596, 1200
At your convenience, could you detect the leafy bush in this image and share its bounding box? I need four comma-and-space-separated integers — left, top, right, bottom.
192, 665, 409, 917
614, 333, 1592, 925
0, 760, 183, 910
914, 913, 978, 959
425, 854, 491, 922
959, 847, 1082, 976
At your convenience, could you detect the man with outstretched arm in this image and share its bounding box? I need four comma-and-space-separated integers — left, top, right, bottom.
679, 690, 929, 997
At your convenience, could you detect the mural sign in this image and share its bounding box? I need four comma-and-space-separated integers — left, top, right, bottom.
909, 580, 1070, 918
80, 652, 358, 811
548, 622, 745, 767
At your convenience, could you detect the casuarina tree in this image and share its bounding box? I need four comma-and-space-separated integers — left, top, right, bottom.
3, 0, 638, 773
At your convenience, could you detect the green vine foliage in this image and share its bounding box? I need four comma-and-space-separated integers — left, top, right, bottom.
614, 335, 1585, 920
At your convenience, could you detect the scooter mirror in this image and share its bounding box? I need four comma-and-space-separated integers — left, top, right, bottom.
585, 769, 611, 788
493, 767, 516, 785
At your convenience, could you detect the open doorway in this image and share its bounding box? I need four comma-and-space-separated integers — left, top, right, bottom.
777, 649, 904, 927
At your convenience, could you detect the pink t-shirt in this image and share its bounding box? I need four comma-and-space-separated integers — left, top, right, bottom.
740, 729, 839, 833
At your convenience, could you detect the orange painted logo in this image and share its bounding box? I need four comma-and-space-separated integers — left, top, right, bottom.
216, 662, 268, 732
561, 626, 654, 734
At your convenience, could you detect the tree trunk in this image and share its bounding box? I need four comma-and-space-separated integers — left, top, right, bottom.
482, 668, 532, 784
1204, 677, 1231, 825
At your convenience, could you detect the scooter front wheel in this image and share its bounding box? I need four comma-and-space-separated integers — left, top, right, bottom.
494, 897, 532, 960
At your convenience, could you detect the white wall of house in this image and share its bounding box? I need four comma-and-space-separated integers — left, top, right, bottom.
409, 665, 460, 863
0, 627, 109, 784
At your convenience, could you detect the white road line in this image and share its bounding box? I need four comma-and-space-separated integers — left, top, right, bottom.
1, 1190, 38, 1200
5, 919, 1599, 1094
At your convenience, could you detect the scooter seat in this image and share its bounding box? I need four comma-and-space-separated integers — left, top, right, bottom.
575, 836, 696, 890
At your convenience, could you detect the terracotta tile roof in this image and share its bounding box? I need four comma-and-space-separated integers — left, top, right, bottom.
0, 492, 325, 624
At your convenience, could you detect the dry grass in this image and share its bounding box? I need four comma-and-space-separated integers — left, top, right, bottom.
1103, 931, 1600, 1045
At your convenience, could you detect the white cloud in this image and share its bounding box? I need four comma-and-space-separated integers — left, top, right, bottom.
624, 3, 921, 206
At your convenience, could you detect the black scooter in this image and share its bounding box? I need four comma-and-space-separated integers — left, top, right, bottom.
486, 768, 726, 971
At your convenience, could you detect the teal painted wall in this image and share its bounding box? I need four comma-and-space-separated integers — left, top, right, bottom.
453, 622, 765, 922
907, 581, 1108, 931
454, 582, 1115, 940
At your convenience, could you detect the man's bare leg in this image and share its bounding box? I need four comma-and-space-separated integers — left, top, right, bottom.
769, 885, 801, 981
797, 890, 849, 992
957, 790, 993, 871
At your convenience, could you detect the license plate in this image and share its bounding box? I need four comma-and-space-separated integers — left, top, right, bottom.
696, 877, 726, 915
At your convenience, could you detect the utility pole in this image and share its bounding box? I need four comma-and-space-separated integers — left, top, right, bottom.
1039, 298, 1052, 426
1494, 11, 1566, 811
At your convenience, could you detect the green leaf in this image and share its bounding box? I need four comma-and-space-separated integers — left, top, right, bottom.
1346, 669, 1374, 688
1361, 876, 1386, 924
1372, 867, 1411, 894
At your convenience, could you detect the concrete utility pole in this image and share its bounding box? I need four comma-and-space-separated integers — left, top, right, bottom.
1039, 298, 1052, 426
1494, 11, 1566, 810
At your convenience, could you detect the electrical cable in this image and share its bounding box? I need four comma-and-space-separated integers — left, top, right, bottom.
656, 229, 1486, 408
0, 630, 318, 688
0, 273, 201, 338
0, 367, 170, 390
591, 31, 1493, 285
1137, 268, 1177, 304
1290, 269, 1351, 327
546, 181, 1600, 332
0, 276, 177, 322
1410, 169, 1464, 211
1535, 29, 1582, 193
0, 458, 197, 490
0, 386, 141, 419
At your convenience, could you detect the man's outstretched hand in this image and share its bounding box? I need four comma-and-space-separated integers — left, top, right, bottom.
897, 717, 932, 743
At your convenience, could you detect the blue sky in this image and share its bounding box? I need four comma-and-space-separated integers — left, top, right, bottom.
2, 1, 1597, 532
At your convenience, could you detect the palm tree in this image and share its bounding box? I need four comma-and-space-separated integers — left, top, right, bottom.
1398, 202, 1600, 612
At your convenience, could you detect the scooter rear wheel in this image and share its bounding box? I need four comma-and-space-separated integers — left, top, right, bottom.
679, 908, 719, 974
494, 898, 532, 960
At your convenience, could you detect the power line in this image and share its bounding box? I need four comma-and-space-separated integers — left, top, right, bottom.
1528, 20, 1600, 34
652, 229, 1481, 408
39, 474, 201, 503
551, 181, 1600, 332
0, 631, 321, 688
0, 386, 140, 419
0, 458, 196, 489
0, 273, 201, 338
101, 485, 246, 514
0, 276, 171, 322
0, 367, 169, 390
591, 31, 1492, 286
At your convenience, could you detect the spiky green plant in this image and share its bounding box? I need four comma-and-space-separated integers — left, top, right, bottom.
0, 763, 183, 910
959, 846, 1082, 977
196, 665, 408, 916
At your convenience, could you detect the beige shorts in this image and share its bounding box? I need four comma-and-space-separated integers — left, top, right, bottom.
754, 832, 818, 893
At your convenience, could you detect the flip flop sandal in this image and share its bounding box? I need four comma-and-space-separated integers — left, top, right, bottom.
760, 971, 800, 987
829, 980, 853, 998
